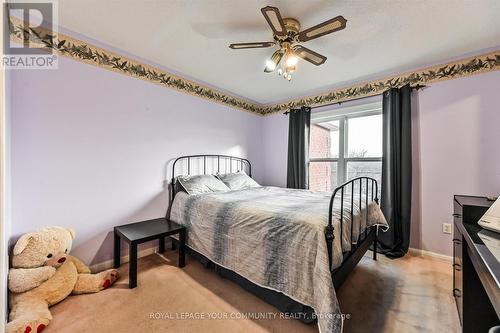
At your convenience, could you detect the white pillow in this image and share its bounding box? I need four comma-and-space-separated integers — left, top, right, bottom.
216, 171, 260, 190
177, 174, 230, 195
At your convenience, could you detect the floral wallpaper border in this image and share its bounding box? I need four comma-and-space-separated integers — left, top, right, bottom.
261, 50, 500, 114
9, 17, 500, 116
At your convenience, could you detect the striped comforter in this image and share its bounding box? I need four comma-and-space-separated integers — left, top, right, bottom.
170, 186, 388, 333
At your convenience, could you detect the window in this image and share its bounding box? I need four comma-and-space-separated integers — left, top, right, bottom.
309, 101, 382, 193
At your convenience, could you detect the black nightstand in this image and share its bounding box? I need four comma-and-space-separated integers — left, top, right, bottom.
114, 218, 186, 288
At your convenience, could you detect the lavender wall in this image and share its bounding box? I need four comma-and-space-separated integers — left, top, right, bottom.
260, 71, 500, 256
414, 71, 500, 256
10, 56, 264, 265
261, 114, 288, 187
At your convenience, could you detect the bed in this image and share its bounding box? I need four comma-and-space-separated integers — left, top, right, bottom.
168, 155, 388, 333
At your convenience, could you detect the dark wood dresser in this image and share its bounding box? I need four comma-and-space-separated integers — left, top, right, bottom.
453, 195, 500, 332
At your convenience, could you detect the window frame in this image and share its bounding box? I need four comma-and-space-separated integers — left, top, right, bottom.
309, 102, 382, 188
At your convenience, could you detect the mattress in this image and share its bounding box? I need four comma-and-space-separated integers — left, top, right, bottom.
170, 186, 388, 333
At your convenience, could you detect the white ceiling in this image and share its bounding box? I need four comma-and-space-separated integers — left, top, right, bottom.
58, 0, 500, 105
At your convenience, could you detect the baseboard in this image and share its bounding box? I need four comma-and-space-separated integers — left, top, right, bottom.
90, 245, 160, 273
91, 245, 452, 270
409, 247, 452, 262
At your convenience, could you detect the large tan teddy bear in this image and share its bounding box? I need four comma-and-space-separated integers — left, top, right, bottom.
7, 226, 119, 333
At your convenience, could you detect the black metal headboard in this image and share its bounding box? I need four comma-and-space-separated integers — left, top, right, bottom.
170, 154, 252, 205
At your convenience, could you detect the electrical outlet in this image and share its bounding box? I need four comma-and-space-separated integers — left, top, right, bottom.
442, 223, 452, 234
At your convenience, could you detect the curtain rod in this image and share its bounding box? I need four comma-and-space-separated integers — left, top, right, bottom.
283, 84, 426, 115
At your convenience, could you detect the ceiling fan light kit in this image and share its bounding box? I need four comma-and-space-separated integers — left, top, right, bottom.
229, 6, 347, 82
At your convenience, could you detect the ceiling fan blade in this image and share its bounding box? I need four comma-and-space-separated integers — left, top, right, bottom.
293, 45, 327, 65
297, 16, 347, 42
228, 42, 275, 49
261, 6, 287, 37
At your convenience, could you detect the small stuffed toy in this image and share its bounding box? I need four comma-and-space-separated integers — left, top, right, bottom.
6, 226, 119, 333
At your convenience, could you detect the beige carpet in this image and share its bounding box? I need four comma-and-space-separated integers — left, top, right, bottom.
46, 251, 459, 333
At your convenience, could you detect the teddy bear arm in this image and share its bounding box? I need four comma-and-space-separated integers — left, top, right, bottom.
8, 266, 56, 293
67, 255, 91, 274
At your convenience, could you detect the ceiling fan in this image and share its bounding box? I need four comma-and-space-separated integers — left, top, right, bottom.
229, 6, 347, 81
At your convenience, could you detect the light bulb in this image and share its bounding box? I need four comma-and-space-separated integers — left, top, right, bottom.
286, 55, 298, 66
287, 74, 292, 81
283, 71, 287, 78
265, 59, 276, 71
277, 68, 282, 75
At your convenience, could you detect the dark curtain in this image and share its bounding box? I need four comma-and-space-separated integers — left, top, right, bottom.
378, 85, 412, 258
286, 106, 311, 189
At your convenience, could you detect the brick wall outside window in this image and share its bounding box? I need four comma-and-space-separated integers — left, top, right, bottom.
309, 124, 331, 191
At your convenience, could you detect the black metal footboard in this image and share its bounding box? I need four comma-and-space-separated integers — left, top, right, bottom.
326, 177, 379, 278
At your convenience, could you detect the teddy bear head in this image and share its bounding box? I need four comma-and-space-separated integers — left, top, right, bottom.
11, 226, 75, 269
